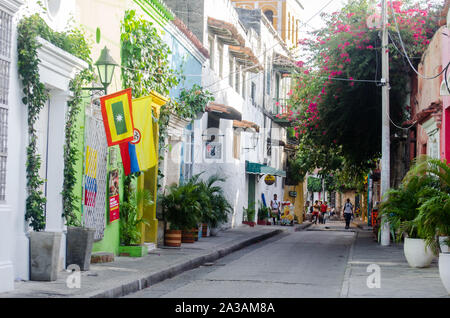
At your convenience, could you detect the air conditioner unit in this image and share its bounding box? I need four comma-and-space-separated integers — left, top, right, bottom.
440, 75, 450, 96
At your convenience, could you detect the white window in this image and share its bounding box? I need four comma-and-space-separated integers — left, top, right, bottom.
0, 9, 12, 202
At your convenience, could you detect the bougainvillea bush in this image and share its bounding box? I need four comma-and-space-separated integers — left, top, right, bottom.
286, 0, 444, 184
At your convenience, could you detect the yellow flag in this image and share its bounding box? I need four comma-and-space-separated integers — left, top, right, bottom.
119, 96, 157, 175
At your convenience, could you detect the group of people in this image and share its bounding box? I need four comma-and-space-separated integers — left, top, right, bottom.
268, 194, 355, 229
310, 200, 330, 224
307, 198, 355, 229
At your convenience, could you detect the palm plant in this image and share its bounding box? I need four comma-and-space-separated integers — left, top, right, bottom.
120, 188, 152, 246
243, 206, 256, 223
403, 155, 450, 190
188, 173, 232, 228
378, 174, 438, 242
403, 155, 450, 252
258, 201, 271, 221
160, 182, 202, 231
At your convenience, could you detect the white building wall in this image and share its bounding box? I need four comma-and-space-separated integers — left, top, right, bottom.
192, 2, 289, 228
0, 0, 26, 291
1, 1, 89, 287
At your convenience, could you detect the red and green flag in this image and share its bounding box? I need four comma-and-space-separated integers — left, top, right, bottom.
100, 88, 135, 147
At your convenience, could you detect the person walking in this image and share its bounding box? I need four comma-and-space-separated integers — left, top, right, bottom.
312, 200, 320, 224
270, 194, 281, 225
343, 199, 354, 229
320, 201, 328, 224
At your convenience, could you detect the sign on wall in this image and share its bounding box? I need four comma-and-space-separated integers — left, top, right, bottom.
108, 169, 120, 223
205, 142, 222, 159
264, 175, 276, 186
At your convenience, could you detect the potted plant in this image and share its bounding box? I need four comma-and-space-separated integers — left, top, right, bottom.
257, 201, 270, 225
404, 156, 450, 293
26, 188, 61, 281
161, 182, 202, 246
379, 174, 438, 268
189, 174, 232, 237
176, 84, 214, 121
243, 206, 256, 227
66, 226, 95, 271
64, 190, 95, 271
119, 187, 152, 257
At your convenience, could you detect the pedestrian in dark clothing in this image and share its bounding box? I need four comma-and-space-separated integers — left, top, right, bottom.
343, 199, 354, 229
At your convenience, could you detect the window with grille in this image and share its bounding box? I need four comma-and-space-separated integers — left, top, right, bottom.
0, 9, 12, 202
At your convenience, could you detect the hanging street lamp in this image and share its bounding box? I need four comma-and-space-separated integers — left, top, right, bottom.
83, 46, 118, 95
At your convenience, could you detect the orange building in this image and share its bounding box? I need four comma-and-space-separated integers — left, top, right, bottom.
231, 0, 303, 50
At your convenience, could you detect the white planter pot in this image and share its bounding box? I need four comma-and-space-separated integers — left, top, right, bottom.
404, 238, 435, 268
210, 227, 220, 236
438, 253, 450, 294
439, 236, 449, 253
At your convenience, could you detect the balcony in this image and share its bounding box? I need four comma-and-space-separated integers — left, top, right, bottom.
271, 98, 292, 127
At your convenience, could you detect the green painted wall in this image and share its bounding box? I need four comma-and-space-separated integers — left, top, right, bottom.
72, 97, 123, 256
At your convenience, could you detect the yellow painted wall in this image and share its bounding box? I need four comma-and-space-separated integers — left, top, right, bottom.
283, 183, 304, 224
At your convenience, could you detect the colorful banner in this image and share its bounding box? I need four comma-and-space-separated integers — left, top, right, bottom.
100, 88, 134, 147
120, 96, 158, 175
108, 169, 120, 222
84, 146, 98, 207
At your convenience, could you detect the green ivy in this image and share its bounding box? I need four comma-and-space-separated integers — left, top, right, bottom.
120, 10, 212, 191
18, 14, 93, 230
174, 84, 214, 119
63, 69, 94, 227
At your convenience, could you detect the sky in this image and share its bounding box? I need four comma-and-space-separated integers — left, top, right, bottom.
299, 0, 348, 30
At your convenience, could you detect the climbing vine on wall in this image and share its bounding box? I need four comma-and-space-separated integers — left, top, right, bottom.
63, 69, 94, 227
18, 14, 93, 230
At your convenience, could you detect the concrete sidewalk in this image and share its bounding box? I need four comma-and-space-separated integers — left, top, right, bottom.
341, 229, 449, 298
0, 226, 286, 298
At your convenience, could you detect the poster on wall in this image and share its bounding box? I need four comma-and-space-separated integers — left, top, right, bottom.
109, 169, 120, 223
205, 142, 222, 159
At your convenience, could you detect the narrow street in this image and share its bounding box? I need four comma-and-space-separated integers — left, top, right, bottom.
127, 222, 355, 298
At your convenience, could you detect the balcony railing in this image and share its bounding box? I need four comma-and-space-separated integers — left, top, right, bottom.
272, 98, 291, 116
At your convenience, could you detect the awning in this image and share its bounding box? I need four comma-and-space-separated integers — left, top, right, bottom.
273, 52, 297, 75
206, 103, 242, 121
246, 160, 286, 177
207, 17, 245, 47
233, 120, 260, 132
403, 101, 442, 127
229, 46, 263, 73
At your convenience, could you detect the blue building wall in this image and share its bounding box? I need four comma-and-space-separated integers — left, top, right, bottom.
162, 29, 202, 99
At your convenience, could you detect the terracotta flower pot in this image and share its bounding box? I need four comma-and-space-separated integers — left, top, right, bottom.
182, 229, 195, 243
202, 223, 210, 237
165, 229, 182, 247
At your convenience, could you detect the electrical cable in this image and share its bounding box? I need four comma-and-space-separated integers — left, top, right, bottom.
388, 0, 450, 80
203, 0, 346, 91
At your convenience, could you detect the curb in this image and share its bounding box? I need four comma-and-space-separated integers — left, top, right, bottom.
295, 222, 313, 231
340, 230, 358, 298
90, 229, 283, 298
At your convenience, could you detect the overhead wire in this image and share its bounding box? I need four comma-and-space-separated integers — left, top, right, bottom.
202, 0, 344, 91
388, 0, 450, 80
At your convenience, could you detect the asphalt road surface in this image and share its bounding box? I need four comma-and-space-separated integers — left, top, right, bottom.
126, 227, 355, 298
